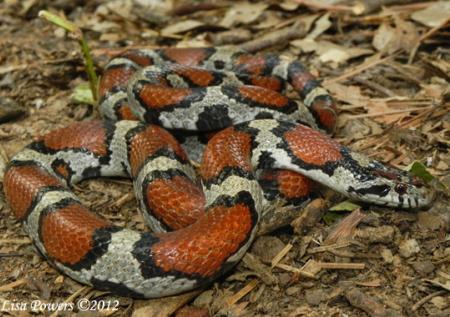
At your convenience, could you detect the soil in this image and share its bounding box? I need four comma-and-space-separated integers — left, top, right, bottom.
0, 1, 449, 316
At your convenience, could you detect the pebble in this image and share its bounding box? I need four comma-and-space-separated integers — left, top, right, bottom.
285, 286, 300, 296
398, 239, 420, 258
411, 260, 435, 275
304, 289, 327, 306
381, 248, 394, 264
250, 236, 286, 264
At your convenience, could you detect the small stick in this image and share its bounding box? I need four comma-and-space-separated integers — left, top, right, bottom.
49, 286, 89, 317
308, 241, 352, 254
0, 279, 27, 292
352, 76, 396, 97
225, 279, 259, 307
411, 290, 446, 311
0, 238, 31, 244
354, 0, 418, 15
318, 262, 365, 270
241, 21, 306, 53
324, 52, 399, 85
348, 106, 433, 119
271, 243, 293, 268
294, 0, 354, 12
409, 18, 450, 64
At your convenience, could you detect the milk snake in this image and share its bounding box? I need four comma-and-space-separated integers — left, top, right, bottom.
3, 47, 434, 298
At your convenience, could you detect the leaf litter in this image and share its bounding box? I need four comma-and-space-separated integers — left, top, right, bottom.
0, 1, 449, 316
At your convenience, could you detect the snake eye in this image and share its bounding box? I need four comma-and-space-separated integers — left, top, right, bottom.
395, 183, 407, 195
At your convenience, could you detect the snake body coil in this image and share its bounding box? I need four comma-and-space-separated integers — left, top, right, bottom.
3, 47, 433, 298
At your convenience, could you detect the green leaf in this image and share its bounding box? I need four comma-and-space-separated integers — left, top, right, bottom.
38, 10, 78, 33
407, 161, 434, 183
329, 200, 360, 211
71, 83, 95, 105
323, 211, 345, 225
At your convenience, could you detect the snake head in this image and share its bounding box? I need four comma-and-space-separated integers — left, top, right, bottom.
366, 161, 435, 209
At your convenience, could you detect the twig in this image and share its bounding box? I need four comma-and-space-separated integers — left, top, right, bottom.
308, 241, 353, 254
353, 0, 419, 15
0, 238, 31, 244
225, 279, 259, 307
348, 105, 433, 119
345, 287, 395, 317
411, 290, 446, 311
0, 253, 23, 257
389, 1, 437, 11
271, 243, 293, 268
39, 10, 98, 102
49, 286, 89, 317
0, 279, 27, 292
294, 0, 354, 12
409, 18, 450, 64
319, 262, 365, 270
352, 76, 396, 97
324, 52, 399, 85
171, 3, 224, 16
241, 20, 306, 53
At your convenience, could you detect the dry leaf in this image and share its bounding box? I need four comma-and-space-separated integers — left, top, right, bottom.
373, 17, 419, 54
372, 23, 397, 53
292, 39, 373, 65
220, 2, 268, 28
279, 0, 301, 11
411, 1, 450, 28
324, 82, 369, 107
161, 20, 205, 36
307, 13, 331, 40
253, 11, 283, 30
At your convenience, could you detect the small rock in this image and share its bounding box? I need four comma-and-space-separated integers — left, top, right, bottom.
250, 236, 286, 264
392, 255, 402, 266
33, 98, 45, 109
278, 273, 292, 286
193, 290, 214, 308
398, 239, 420, 258
411, 260, 435, 275
286, 286, 300, 296
356, 225, 394, 244
305, 289, 327, 306
430, 296, 448, 310
0, 97, 25, 123
381, 248, 394, 264
417, 211, 448, 231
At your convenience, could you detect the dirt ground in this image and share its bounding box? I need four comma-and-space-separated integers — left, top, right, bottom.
0, 1, 449, 316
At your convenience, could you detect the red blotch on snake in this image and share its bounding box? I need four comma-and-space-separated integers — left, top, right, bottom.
39, 121, 108, 157
239, 86, 289, 108
40, 203, 112, 265
146, 176, 205, 230
129, 125, 187, 176
200, 128, 253, 181
4, 165, 64, 220
152, 203, 253, 276
284, 124, 342, 165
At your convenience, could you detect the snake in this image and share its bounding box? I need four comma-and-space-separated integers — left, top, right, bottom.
3, 47, 434, 298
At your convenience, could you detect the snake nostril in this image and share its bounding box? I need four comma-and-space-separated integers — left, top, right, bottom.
411, 176, 424, 188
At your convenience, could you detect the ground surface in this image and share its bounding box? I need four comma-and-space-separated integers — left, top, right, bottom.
0, 1, 449, 316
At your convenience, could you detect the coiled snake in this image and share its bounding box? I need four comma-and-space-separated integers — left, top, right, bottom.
3, 47, 433, 298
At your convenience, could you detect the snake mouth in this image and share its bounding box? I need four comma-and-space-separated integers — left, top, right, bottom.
365, 163, 435, 209
386, 183, 435, 209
